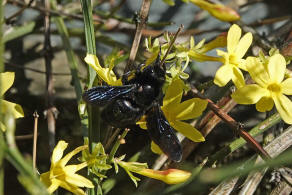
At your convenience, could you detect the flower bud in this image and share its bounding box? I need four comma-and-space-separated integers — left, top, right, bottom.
190, 0, 240, 22
136, 168, 191, 184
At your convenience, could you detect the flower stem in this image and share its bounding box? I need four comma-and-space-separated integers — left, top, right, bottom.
108, 129, 130, 163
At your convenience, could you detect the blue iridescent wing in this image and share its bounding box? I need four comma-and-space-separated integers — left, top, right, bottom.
146, 103, 182, 162
82, 85, 136, 106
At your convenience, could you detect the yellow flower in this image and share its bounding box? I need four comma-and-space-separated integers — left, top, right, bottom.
214, 24, 253, 88
162, 79, 207, 142
116, 159, 191, 185
40, 141, 94, 195
188, 0, 240, 22
0, 72, 24, 131
84, 54, 122, 86
137, 79, 207, 153
231, 54, 292, 124
135, 168, 191, 184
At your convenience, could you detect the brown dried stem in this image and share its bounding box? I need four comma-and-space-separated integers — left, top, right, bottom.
160, 24, 183, 66
32, 111, 39, 169
190, 88, 271, 161
126, 0, 152, 72
43, 0, 56, 152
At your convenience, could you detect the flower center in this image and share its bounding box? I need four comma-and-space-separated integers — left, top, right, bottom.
267, 83, 281, 93
228, 54, 238, 65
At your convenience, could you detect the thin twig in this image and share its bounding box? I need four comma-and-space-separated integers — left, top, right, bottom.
104, 128, 121, 151
160, 24, 183, 66
126, 0, 152, 72
5, 61, 71, 76
32, 111, 39, 170
43, 0, 56, 153
108, 128, 129, 163
5, 0, 34, 24
190, 88, 271, 161
15, 134, 35, 140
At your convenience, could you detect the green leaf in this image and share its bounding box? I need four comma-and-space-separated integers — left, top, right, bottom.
3, 22, 35, 43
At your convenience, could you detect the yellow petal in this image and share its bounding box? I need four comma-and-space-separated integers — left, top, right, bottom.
255, 96, 274, 112
268, 54, 286, 83
174, 98, 208, 120
65, 173, 94, 188
188, 50, 222, 62
237, 59, 247, 71
47, 178, 61, 194
136, 115, 147, 129
273, 94, 292, 124
200, 34, 227, 53
40, 171, 51, 187
214, 65, 233, 87
51, 140, 68, 164
150, 141, 163, 155
58, 180, 86, 195
60, 145, 87, 167
65, 163, 88, 174
281, 78, 292, 95
246, 57, 269, 87
172, 120, 205, 142
137, 121, 147, 130
234, 32, 252, 59
84, 54, 120, 86
231, 66, 245, 88
1, 100, 24, 118
227, 24, 241, 53
231, 84, 269, 104
0, 72, 15, 96
163, 79, 184, 109
216, 49, 228, 60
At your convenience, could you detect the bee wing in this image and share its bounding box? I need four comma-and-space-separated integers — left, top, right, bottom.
146, 104, 182, 162
82, 85, 135, 105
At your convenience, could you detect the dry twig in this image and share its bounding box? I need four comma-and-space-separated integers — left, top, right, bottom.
32, 111, 39, 169
126, 0, 152, 72
43, 0, 56, 152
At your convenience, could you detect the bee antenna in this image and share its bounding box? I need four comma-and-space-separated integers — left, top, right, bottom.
160, 24, 184, 68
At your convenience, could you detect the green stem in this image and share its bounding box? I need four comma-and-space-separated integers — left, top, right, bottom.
80, 1, 99, 194
49, 0, 83, 101
5, 115, 48, 194
108, 129, 129, 163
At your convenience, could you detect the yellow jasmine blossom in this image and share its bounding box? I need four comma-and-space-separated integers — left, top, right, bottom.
135, 168, 191, 184
137, 79, 207, 150
162, 79, 207, 142
188, 0, 240, 22
84, 54, 122, 86
40, 140, 94, 195
0, 72, 24, 131
214, 24, 253, 88
231, 54, 292, 124
116, 159, 191, 184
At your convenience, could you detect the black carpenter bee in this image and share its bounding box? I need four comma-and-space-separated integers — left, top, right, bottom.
82, 56, 182, 162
